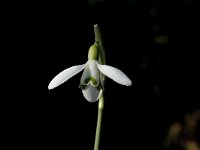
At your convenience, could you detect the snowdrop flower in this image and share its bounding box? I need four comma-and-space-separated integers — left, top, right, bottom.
48, 44, 132, 102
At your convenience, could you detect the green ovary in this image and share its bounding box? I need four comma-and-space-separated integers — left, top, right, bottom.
88, 44, 99, 60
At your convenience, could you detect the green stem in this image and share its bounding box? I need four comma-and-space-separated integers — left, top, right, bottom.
94, 94, 104, 150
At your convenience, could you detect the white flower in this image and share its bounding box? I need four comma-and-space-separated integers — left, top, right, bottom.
48, 45, 132, 102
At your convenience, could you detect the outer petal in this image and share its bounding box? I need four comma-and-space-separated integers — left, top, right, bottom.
81, 84, 102, 102
97, 63, 132, 86
81, 60, 99, 86
48, 64, 85, 90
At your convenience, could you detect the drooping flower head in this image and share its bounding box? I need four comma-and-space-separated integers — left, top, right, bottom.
48, 43, 132, 102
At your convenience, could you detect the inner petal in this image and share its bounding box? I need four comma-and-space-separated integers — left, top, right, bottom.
80, 60, 99, 86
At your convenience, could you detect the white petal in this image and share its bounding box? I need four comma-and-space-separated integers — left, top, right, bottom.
81, 60, 99, 86
48, 64, 85, 90
97, 63, 132, 86
81, 85, 102, 102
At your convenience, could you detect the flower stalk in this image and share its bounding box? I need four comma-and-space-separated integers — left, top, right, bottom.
94, 94, 104, 150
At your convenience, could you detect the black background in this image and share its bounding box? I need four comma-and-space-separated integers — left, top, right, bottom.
3, 0, 199, 149
0, 0, 8, 8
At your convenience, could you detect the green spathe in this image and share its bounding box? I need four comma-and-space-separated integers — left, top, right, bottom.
88, 44, 99, 60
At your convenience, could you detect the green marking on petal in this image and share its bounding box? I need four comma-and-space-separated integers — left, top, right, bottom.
84, 77, 98, 86
83, 77, 90, 84
90, 77, 98, 86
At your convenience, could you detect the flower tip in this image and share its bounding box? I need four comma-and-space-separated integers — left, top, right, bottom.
126, 81, 132, 86
48, 84, 54, 90
125, 79, 132, 86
